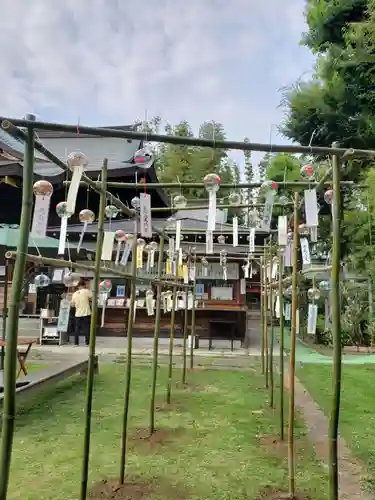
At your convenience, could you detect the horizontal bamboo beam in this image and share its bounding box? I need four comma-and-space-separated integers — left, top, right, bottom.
101, 181, 359, 190
151, 203, 293, 212
1, 121, 168, 242
2, 118, 375, 157
5, 252, 192, 289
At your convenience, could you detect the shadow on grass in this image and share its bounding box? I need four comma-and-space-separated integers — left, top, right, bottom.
1, 375, 88, 430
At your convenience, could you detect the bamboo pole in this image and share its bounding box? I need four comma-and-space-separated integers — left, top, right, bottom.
0, 127, 34, 500
190, 283, 196, 370
278, 251, 285, 441
119, 235, 137, 483
3, 117, 375, 156
182, 289, 189, 385
166, 287, 177, 404
105, 181, 358, 190
260, 256, 265, 374
288, 191, 299, 498
328, 149, 342, 500
151, 203, 293, 212
3, 252, 187, 290
263, 246, 269, 389
80, 160, 107, 500
269, 256, 274, 409
149, 237, 165, 435
1, 258, 9, 371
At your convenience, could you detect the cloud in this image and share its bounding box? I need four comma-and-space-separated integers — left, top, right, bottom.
0, 0, 315, 169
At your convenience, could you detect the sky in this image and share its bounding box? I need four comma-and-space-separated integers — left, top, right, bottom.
0, 0, 315, 173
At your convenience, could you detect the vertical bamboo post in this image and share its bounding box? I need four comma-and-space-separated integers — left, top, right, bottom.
269, 249, 274, 408
288, 191, 299, 498
328, 149, 342, 500
149, 237, 165, 435
119, 235, 138, 484
182, 289, 189, 385
1, 257, 9, 370
263, 245, 269, 389
166, 287, 177, 404
0, 127, 34, 500
260, 256, 265, 374
190, 281, 196, 369
80, 160, 107, 500
278, 251, 285, 440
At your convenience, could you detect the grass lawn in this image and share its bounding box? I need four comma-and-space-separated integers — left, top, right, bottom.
297, 363, 375, 492
7, 364, 326, 500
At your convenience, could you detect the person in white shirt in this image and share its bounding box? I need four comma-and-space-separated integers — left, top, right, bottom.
71, 279, 93, 346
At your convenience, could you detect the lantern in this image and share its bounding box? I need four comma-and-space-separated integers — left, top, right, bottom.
99, 280, 112, 294
319, 280, 331, 292
31, 180, 54, 238
105, 205, 119, 219
63, 272, 81, 287
134, 148, 153, 165
217, 235, 226, 244
173, 194, 187, 209
278, 195, 289, 205
307, 287, 321, 301
34, 273, 50, 288
260, 180, 277, 193
228, 192, 241, 206
56, 201, 72, 218
76, 209, 95, 253
301, 163, 314, 177
131, 196, 140, 210
203, 173, 221, 193
67, 151, 88, 171
298, 223, 309, 236
33, 180, 53, 197
324, 189, 333, 205
115, 230, 126, 242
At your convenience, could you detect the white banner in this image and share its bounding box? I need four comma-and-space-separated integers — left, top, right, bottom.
232, 216, 238, 247
31, 195, 51, 238
261, 190, 275, 231
304, 189, 319, 227
300, 237, 311, 266
307, 304, 318, 334
277, 215, 288, 247
139, 192, 152, 238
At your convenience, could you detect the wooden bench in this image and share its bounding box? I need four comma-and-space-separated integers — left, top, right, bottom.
0, 338, 36, 378
0, 356, 99, 408
207, 319, 237, 352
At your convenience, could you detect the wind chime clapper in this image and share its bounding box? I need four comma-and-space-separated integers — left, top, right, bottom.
4, 252, 192, 290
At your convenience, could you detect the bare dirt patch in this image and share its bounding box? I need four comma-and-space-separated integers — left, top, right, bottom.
129, 427, 185, 449
155, 400, 185, 412
175, 381, 202, 392
88, 477, 187, 499
256, 486, 311, 500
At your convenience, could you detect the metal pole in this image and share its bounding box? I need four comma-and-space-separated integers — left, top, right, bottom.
80, 160, 107, 500
328, 149, 342, 500
0, 127, 34, 500
149, 237, 165, 435
3, 118, 375, 156
119, 236, 137, 483
288, 191, 299, 498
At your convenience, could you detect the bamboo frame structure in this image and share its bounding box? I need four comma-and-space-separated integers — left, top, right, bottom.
328, 149, 342, 500
119, 236, 137, 483
80, 161, 107, 500
106, 180, 358, 189
3, 117, 375, 156
149, 237, 165, 435
0, 117, 360, 500
0, 127, 34, 500
288, 192, 299, 498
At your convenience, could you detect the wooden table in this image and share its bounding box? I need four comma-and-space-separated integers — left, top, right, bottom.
0, 339, 36, 378
208, 319, 237, 352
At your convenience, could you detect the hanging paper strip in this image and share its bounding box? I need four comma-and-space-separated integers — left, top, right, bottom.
120, 239, 132, 266
139, 192, 152, 238
77, 221, 89, 254
146, 251, 151, 272
100, 293, 108, 327
243, 265, 249, 278
136, 247, 143, 268
271, 262, 277, 280
188, 292, 193, 310
188, 264, 195, 282
277, 215, 288, 247
167, 294, 173, 312
261, 190, 275, 231
223, 266, 227, 281
206, 230, 213, 254
31, 195, 51, 238
304, 189, 319, 227
169, 237, 175, 257
207, 190, 217, 231
101, 232, 115, 260
150, 247, 156, 268
310, 227, 318, 243
275, 296, 280, 319
324, 300, 330, 330
307, 304, 318, 334
66, 166, 83, 214
285, 303, 291, 321
183, 265, 189, 284
232, 216, 238, 247
146, 294, 154, 316
296, 309, 300, 334
175, 220, 182, 251
166, 259, 172, 275
284, 244, 292, 267
300, 237, 311, 266
115, 241, 122, 265
58, 217, 68, 255
249, 228, 255, 253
